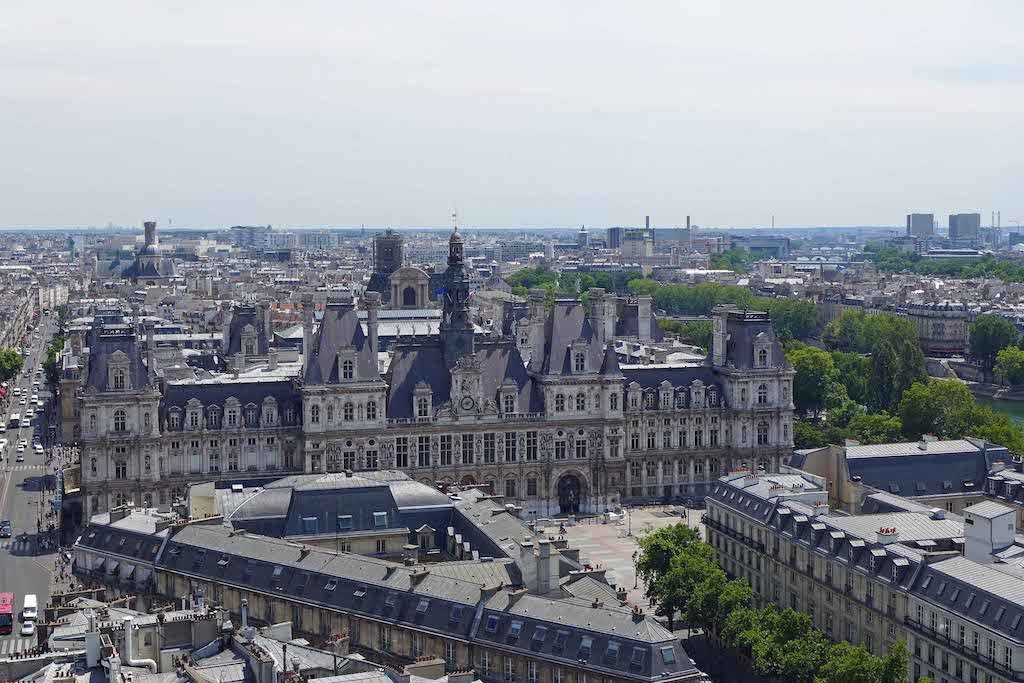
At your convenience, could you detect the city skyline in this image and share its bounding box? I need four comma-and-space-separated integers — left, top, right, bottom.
3, 2, 1023, 228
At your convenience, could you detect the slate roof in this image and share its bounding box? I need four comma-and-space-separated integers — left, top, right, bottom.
720, 309, 787, 369
224, 304, 270, 356
84, 325, 151, 392
530, 300, 605, 376
620, 366, 723, 407
305, 301, 379, 385
385, 340, 538, 419
843, 440, 1003, 498
161, 377, 301, 429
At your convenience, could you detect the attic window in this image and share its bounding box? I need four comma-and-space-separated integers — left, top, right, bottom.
578, 636, 593, 661
325, 579, 338, 592
1013, 614, 1022, 630
169, 547, 182, 556
373, 512, 388, 528
244, 560, 255, 576
272, 565, 284, 579
888, 484, 900, 494
302, 516, 318, 534
631, 648, 647, 667
385, 594, 397, 609
937, 581, 947, 596
87, 531, 97, 541
217, 555, 230, 567
102, 534, 112, 545
449, 606, 463, 624
532, 626, 547, 645
295, 573, 309, 594
965, 594, 975, 609
915, 482, 926, 494
485, 615, 500, 633
354, 586, 367, 599
943, 480, 953, 492
336, 515, 353, 531
921, 576, 932, 590
133, 541, 143, 554
605, 641, 620, 661
980, 600, 990, 615
661, 647, 676, 665
553, 630, 569, 651
951, 588, 961, 602
996, 607, 1006, 622
192, 551, 207, 568
964, 481, 975, 489
118, 537, 126, 548
509, 621, 522, 640
416, 599, 430, 614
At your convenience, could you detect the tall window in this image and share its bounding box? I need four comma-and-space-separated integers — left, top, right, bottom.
757, 421, 770, 446
610, 393, 618, 411
440, 435, 453, 466
757, 384, 768, 405
574, 352, 585, 373
758, 348, 768, 366
504, 432, 517, 462
112, 370, 126, 390
576, 393, 586, 411
461, 435, 474, 464
575, 438, 587, 459
505, 479, 517, 498
503, 393, 515, 414
554, 394, 565, 412
366, 400, 377, 420
114, 459, 127, 479
342, 360, 354, 380
395, 437, 409, 468
417, 397, 430, 418
483, 433, 496, 463
526, 431, 538, 461
113, 409, 127, 433
310, 405, 320, 424
343, 402, 354, 421
417, 436, 430, 467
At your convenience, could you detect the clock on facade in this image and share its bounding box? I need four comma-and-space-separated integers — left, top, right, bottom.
460, 396, 475, 412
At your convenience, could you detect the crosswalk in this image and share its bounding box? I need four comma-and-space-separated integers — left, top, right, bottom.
0, 637, 36, 656
0, 465, 44, 472
0, 539, 33, 553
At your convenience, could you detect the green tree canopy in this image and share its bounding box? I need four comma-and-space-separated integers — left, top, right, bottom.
0, 348, 25, 383
969, 314, 1019, 371
995, 345, 1024, 385
786, 344, 843, 417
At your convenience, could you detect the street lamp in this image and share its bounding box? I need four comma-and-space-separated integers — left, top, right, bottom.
633, 550, 640, 589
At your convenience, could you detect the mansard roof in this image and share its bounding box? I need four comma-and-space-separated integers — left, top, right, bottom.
224, 303, 270, 356
305, 301, 378, 384
531, 300, 605, 376
385, 339, 539, 419
84, 324, 151, 392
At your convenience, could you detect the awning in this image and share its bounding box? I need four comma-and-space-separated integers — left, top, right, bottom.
811, 523, 827, 531
870, 548, 888, 558
849, 540, 865, 548
893, 558, 910, 567
793, 515, 808, 523
829, 531, 846, 539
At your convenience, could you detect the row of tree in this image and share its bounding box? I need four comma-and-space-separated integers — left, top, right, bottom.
636, 524, 910, 682
868, 245, 1024, 284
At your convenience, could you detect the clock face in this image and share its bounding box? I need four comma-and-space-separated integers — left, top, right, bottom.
460, 396, 475, 411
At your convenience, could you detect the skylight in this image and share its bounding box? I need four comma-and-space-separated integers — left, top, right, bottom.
579, 636, 593, 660
485, 615, 500, 633
509, 621, 522, 640
605, 642, 620, 661
631, 647, 647, 666
416, 599, 430, 614
449, 606, 463, 624
325, 579, 338, 591
660, 647, 675, 665
553, 630, 569, 651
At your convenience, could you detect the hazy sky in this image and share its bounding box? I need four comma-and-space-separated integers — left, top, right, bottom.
3, 2, 1024, 230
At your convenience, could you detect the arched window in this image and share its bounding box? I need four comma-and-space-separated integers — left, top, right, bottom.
707, 388, 718, 406
344, 402, 355, 421
114, 492, 129, 507
710, 458, 720, 474
554, 394, 565, 412
757, 349, 768, 367
89, 414, 97, 432
144, 412, 151, 430
782, 385, 790, 401
757, 384, 768, 405
310, 404, 320, 424
576, 393, 586, 411
366, 401, 377, 420
342, 360, 354, 380
574, 352, 585, 373
327, 404, 334, 422
609, 393, 619, 411
694, 460, 704, 475
757, 421, 770, 446
113, 409, 126, 433
503, 394, 515, 414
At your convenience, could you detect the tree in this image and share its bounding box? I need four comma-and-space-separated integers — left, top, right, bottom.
995, 345, 1024, 385
636, 524, 703, 585
831, 352, 871, 405
0, 348, 24, 383
868, 341, 899, 411
649, 544, 716, 630
786, 344, 840, 418
688, 572, 753, 637
658, 319, 712, 350
847, 412, 903, 444
794, 419, 828, 449
815, 639, 908, 683
894, 339, 928, 399
43, 336, 66, 387
969, 314, 1019, 371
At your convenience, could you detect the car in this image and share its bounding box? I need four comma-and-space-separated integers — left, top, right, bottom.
33, 445, 43, 454
20, 621, 34, 637
16, 453, 24, 462
0, 522, 11, 538
18, 398, 25, 406
0, 424, 6, 433
32, 382, 39, 389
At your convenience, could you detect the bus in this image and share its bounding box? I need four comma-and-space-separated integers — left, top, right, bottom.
0, 592, 13, 635
8, 413, 20, 428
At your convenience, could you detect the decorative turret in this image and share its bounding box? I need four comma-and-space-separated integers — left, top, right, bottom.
441, 226, 474, 368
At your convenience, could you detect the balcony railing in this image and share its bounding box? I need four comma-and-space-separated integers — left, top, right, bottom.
904, 617, 1023, 682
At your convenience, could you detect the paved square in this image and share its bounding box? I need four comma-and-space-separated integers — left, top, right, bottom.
545, 507, 703, 607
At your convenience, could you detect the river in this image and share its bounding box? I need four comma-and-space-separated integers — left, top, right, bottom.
976, 395, 1024, 426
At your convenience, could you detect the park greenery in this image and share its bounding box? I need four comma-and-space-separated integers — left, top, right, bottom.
506, 267, 640, 304
657, 319, 712, 350
968, 314, 1019, 372
793, 309, 1024, 453
709, 248, 753, 273
42, 335, 66, 387
0, 348, 25, 384
867, 245, 1024, 283
637, 524, 909, 683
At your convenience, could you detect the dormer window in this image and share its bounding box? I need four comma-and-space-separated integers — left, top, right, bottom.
707, 387, 718, 406
168, 409, 180, 430
757, 348, 768, 367
207, 407, 221, 429
574, 352, 586, 373
503, 393, 515, 414
675, 392, 686, 409
112, 370, 126, 390
342, 360, 354, 380
644, 393, 654, 409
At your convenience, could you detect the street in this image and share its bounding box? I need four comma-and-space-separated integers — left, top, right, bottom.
0, 312, 60, 656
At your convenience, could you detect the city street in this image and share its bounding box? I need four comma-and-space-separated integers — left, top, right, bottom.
0, 313, 59, 656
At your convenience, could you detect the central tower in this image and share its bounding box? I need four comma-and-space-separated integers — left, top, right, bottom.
440, 226, 474, 367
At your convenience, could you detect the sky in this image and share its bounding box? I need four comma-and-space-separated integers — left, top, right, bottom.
3, 1, 1024, 230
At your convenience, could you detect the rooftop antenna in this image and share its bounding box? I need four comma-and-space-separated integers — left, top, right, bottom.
451, 208, 459, 232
